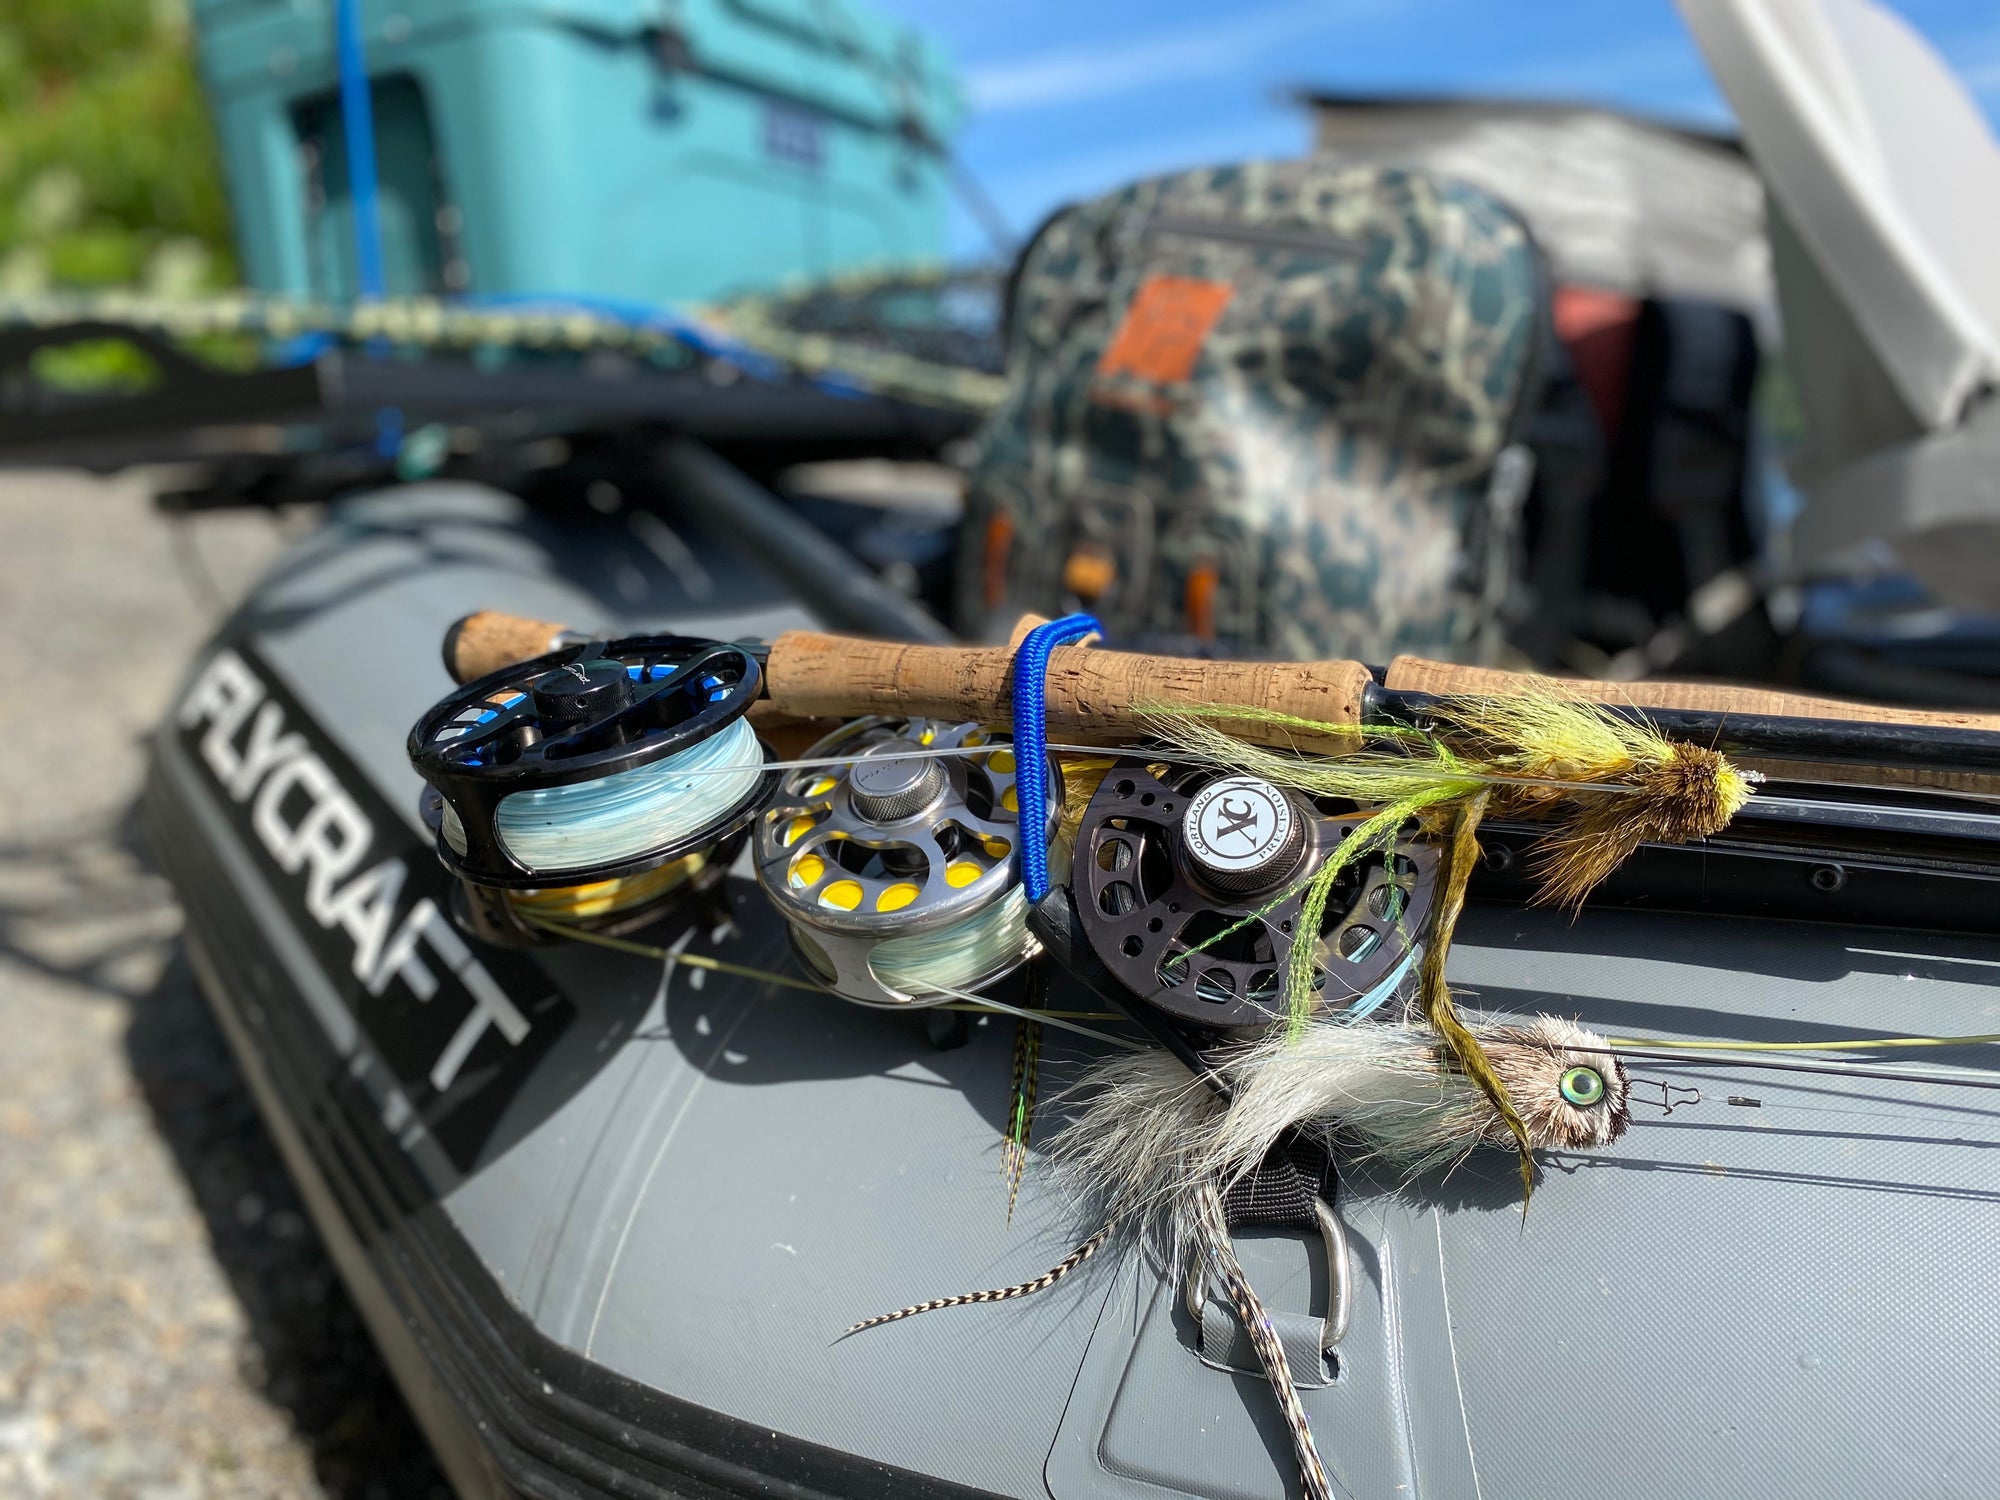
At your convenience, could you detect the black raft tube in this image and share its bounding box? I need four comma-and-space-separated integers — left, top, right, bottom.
650, 436, 954, 645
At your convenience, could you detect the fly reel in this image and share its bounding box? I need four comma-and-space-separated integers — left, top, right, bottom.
753, 718, 1061, 1006
1074, 760, 1439, 1031
408, 633, 776, 942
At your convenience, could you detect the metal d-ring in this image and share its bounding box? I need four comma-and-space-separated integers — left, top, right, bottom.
1185, 1196, 1352, 1354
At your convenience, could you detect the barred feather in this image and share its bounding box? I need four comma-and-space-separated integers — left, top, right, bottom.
1002, 972, 1045, 1225
838, 1224, 1112, 1339
1194, 1185, 1331, 1500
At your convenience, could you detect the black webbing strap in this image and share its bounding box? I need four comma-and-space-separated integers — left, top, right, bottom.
1197, 1136, 1341, 1387
1219, 1135, 1336, 1233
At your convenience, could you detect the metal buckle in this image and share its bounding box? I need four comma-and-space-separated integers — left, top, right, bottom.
1185, 1195, 1351, 1355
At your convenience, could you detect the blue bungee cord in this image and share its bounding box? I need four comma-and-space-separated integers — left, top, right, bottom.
1011, 614, 1102, 903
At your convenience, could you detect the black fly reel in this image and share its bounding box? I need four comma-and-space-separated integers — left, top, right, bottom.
1074, 759, 1439, 1031
407, 633, 776, 942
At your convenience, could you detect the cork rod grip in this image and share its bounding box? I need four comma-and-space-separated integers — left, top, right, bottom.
763, 629, 1375, 754
444, 610, 573, 684
1383, 657, 2000, 733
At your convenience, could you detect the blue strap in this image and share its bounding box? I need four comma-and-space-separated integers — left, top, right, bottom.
334, 0, 386, 300
1012, 614, 1101, 903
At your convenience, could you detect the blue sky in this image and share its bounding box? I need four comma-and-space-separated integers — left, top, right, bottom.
863, 0, 2000, 256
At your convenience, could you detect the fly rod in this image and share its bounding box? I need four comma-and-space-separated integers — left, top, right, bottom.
442, 610, 2000, 779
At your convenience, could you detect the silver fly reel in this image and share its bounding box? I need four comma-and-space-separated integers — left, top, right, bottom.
753, 717, 1063, 1006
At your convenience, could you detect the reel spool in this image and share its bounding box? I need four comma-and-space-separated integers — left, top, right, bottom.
408, 633, 777, 941
753, 718, 1061, 1006
1074, 760, 1439, 1032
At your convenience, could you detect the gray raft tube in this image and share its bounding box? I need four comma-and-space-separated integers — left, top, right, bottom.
650, 438, 953, 646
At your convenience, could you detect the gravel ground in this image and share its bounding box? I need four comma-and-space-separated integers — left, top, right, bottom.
0, 470, 450, 1498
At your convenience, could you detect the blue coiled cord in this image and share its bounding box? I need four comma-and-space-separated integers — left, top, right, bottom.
1012, 613, 1102, 903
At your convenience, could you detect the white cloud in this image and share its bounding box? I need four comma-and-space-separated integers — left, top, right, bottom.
965, 0, 1398, 114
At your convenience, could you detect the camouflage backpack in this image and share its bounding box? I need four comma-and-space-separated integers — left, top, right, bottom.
954, 161, 1547, 660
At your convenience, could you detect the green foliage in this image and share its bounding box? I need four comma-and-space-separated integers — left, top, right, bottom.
29, 337, 165, 393
0, 0, 236, 294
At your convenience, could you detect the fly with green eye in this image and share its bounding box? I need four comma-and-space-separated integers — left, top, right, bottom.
849, 1014, 1634, 1500
1496, 1026, 1631, 1157
1561, 1065, 1606, 1107
1045, 1012, 1635, 1244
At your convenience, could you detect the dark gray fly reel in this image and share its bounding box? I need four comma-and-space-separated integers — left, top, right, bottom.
1075, 759, 1439, 1031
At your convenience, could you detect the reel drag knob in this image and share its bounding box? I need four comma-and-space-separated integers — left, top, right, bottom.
849, 741, 949, 824
530, 657, 632, 725
1180, 774, 1308, 896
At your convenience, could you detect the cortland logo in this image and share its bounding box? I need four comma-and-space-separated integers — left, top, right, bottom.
1209, 794, 1266, 848
1183, 774, 1294, 876
177, 649, 530, 1096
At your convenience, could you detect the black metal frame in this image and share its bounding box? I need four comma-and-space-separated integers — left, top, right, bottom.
1468, 771, 2000, 932
0, 319, 974, 474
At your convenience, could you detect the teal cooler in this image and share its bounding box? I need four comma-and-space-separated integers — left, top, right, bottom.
189, 0, 960, 303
